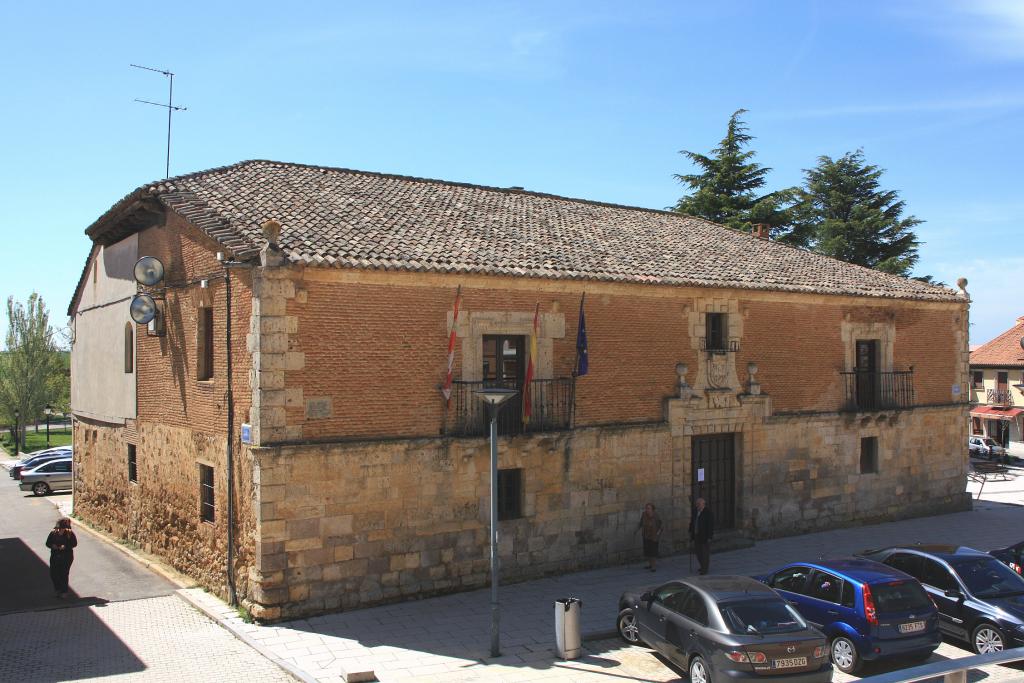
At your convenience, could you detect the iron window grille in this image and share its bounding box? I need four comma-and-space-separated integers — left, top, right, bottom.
497, 468, 523, 520
127, 444, 137, 483
199, 464, 215, 523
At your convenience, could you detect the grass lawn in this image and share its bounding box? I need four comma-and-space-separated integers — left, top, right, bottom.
2, 427, 72, 454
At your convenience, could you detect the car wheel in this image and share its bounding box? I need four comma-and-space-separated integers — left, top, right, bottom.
689, 655, 710, 683
32, 482, 50, 496
831, 636, 860, 674
616, 608, 640, 644
972, 623, 1005, 654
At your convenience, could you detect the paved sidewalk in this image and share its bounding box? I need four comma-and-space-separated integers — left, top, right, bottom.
0, 594, 295, 682
187, 500, 1024, 682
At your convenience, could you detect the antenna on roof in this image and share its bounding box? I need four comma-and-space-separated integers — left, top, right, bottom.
131, 64, 187, 179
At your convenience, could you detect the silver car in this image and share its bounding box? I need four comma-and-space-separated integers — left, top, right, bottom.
19, 457, 72, 496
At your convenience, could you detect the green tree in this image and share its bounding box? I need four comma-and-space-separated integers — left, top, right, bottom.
793, 150, 922, 276
673, 109, 797, 241
0, 294, 66, 452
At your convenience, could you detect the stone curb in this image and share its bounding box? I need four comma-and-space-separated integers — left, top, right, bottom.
176, 589, 317, 683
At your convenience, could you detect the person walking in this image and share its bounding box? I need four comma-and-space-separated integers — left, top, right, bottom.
636, 503, 663, 572
689, 497, 714, 575
45, 517, 77, 598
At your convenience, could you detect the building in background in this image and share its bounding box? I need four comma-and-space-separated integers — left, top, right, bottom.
969, 317, 1024, 450
68, 160, 972, 621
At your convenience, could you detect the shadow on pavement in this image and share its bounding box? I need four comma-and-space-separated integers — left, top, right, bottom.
0, 539, 147, 680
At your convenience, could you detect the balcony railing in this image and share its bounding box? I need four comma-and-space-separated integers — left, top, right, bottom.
448, 378, 574, 437
987, 388, 1013, 406
700, 338, 740, 353
840, 369, 915, 412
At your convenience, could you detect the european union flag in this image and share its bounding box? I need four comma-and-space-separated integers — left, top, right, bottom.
575, 293, 588, 377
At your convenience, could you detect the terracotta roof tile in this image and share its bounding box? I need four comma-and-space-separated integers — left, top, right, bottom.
101, 159, 961, 302
971, 318, 1024, 367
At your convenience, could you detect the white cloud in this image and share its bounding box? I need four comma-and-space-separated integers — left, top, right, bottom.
897, 0, 1024, 60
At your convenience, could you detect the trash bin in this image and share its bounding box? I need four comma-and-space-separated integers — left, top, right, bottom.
554, 597, 582, 660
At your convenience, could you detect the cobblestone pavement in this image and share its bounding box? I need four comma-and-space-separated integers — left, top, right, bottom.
0, 595, 295, 682
186, 499, 1024, 682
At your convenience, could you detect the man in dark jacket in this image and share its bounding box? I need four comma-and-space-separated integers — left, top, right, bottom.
689, 497, 714, 575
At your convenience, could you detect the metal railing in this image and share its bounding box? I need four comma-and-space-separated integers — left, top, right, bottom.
859, 646, 1024, 682
840, 369, 915, 412
700, 338, 740, 353
448, 378, 574, 437
987, 388, 1014, 406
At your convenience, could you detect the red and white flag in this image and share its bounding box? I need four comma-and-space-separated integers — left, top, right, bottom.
441, 286, 462, 404
523, 303, 539, 423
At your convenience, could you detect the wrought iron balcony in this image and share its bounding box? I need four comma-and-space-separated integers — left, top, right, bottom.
448, 378, 574, 437
700, 338, 740, 353
987, 388, 1013, 406
840, 369, 915, 412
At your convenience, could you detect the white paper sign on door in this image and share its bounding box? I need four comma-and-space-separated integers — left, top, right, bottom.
697, 468, 705, 482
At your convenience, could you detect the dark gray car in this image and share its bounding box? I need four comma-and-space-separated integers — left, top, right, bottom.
617, 575, 832, 682
19, 458, 72, 496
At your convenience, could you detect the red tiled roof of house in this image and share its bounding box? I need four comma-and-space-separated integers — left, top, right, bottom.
971, 318, 1024, 368
78, 159, 961, 309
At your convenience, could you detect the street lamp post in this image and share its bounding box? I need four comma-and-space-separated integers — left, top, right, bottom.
474, 386, 519, 659
44, 404, 53, 447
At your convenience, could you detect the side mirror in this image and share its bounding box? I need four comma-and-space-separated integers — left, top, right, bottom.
640, 591, 653, 604
944, 589, 962, 598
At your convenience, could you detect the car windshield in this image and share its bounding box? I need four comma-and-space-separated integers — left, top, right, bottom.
953, 558, 1024, 598
719, 599, 806, 635
871, 581, 932, 612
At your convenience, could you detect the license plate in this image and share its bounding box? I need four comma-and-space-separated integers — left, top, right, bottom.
773, 657, 807, 668
899, 621, 925, 633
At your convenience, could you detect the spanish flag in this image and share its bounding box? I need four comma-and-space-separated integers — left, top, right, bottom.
523, 303, 539, 423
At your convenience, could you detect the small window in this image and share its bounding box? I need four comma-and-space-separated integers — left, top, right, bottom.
972, 371, 984, 389
808, 571, 842, 603
860, 437, 878, 474
127, 445, 137, 483
199, 464, 215, 523
841, 581, 856, 608
124, 323, 134, 374
197, 307, 214, 381
705, 313, 726, 351
771, 566, 811, 594
497, 468, 522, 520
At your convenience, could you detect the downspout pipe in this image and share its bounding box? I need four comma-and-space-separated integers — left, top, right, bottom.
225, 265, 236, 606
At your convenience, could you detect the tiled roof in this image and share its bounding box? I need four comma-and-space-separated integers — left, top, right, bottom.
971, 318, 1024, 367
85, 159, 961, 302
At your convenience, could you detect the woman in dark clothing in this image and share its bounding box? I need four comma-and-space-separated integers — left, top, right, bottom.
636, 503, 663, 572
45, 517, 77, 597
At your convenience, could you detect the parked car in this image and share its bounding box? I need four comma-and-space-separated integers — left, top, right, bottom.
989, 541, 1024, 575
9, 447, 72, 479
617, 575, 832, 682
18, 457, 72, 496
757, 558, 940, 674
859, 545, 1024, 654
968, 436, 1006, 459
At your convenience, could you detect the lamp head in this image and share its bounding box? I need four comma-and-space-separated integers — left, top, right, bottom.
134, 256, 165, 287
474, 387, 519, 407
129, 294, 157, 325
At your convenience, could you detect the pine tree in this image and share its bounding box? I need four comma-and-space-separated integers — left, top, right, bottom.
794, 150, 921, 276
672, 109, 796, 241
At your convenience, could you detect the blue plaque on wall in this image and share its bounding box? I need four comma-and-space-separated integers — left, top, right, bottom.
241, 423, 252, 445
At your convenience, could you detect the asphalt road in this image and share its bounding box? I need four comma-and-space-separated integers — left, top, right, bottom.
0, 473, 173, 616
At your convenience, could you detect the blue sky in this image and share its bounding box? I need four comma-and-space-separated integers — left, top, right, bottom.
1, 1, 1021, 345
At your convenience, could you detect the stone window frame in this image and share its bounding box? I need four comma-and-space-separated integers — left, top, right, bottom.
454, 310, 564, 383
859, 436, 879, 474
840, 319, 895, 373
688, 298, 743, 393
196, 306, 214, 381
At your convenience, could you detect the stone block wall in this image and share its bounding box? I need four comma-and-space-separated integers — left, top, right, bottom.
246, 423, 675, 621
73, 417, 259, 602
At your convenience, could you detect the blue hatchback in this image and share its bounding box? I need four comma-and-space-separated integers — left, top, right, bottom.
758, 558, 940, 674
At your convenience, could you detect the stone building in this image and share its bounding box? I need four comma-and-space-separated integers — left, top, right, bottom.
969, 316, 1024, 449
69, 160, 972, 621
